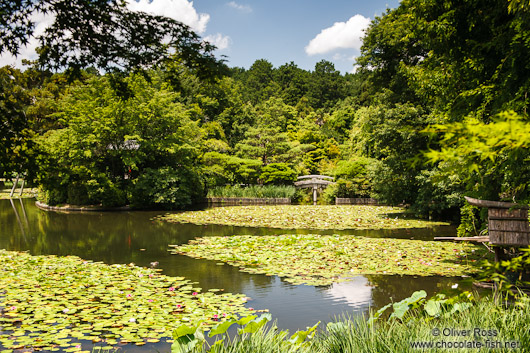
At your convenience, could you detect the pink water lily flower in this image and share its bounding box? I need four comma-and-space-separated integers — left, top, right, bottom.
127, 294, 133, 298
192, 292, 198, 296
169, 287, 175, 291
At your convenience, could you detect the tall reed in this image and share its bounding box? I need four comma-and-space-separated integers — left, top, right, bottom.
207, 185, 296, 198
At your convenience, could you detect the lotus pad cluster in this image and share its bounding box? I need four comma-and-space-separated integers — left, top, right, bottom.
170, 235, 488, 286
161, 205, 449, 230
0, 250, 250, 351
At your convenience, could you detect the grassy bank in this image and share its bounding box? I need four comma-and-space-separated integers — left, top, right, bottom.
207, 185, 297, 199
0, 250, 250, 351
170, 234, 489, 286
161, 205, 449, 230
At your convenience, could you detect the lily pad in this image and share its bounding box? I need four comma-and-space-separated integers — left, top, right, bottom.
159, 205, 449, 230
170, 234, 490, 286
0, 250, 251, 351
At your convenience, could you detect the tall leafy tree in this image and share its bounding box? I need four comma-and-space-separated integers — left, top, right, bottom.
0, 66, 34, 178
0, 0, 220, 76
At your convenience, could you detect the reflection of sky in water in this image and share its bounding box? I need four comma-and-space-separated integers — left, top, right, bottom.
235, 275, 373, 330
0, 199, 476, 351
323, 276, 373, 308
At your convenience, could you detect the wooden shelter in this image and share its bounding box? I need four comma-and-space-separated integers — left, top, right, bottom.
464, 196, 530, 247
435, 196, 530, 261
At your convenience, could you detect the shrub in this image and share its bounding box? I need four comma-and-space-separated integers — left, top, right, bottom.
131, 167, 205, 209
260, 163, 297, 185
38, 187, 67, 206
66, 182, 90, 205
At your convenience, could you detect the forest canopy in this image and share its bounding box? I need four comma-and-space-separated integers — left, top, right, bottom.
1, 0, 529, 224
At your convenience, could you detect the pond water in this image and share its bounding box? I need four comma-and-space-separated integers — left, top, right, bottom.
0, 199, 472, 352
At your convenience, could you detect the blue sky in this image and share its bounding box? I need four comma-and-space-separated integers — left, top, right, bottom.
1, 0, 400, 73
193, 0, 399, 72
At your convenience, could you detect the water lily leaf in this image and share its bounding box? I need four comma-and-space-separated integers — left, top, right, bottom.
161, 205, 449, 230
238, 314, 272, 334
0, 250, 249, 350
171, 235, 489, 286
208, 319, 237, 337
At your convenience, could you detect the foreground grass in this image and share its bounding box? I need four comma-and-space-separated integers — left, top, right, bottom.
207, 185, 297, 198
0, 250, 250, 351
181, 295, 530, 353
170, 235, 489, 285
162, 205, 449, 230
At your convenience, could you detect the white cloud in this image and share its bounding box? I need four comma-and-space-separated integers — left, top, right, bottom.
1, 1, 221, 69
126, 0, 210, 34
305, 14, 371, 56
226, 1, 252, 13
204, 33, 231, 50
0, 11, 54, 68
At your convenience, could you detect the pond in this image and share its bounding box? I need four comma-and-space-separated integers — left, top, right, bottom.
0, 199, 471, 352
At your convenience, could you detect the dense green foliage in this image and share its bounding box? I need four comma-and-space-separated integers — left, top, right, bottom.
2, 0, 530, 220
35, 72, 205, 208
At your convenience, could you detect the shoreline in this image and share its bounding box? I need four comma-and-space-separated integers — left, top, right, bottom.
35, 200, 131, 212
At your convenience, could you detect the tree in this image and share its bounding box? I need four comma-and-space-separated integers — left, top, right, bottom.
308, 60, 344, 109
358, 0, 530, 119
273, 62, 310, 106
0, 0, 220, 75
241, 59, 279, 104
0, 66, 34, 178
36, 72, 206, 208
425, 111, 530, 203
235, 126, 292, 166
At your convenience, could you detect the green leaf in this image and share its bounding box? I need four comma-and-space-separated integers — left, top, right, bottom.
208, 320, 237, 337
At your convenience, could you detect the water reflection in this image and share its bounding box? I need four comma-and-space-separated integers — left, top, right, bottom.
0, 199, 468, 337
324, 276, 373, 308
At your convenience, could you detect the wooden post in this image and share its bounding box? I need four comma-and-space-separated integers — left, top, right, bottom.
313, 186, 317, 205
18, 178, 25, 196
9, 174, 20, 198
494, 247, 504, 262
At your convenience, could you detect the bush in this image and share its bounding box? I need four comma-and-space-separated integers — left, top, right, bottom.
323, 158, 373, 203
67, 182, 90, 205
38, 188, 67, 206
260, 163, 297, 185
131, 167, 205, 209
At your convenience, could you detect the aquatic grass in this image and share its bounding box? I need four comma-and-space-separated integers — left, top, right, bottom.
0, 250, 252, 351
315, 297, 530, 353
207, 185, 297, 199
170, 235, 490, 286
161, 205, 449, 230
179, 295, 530, 353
